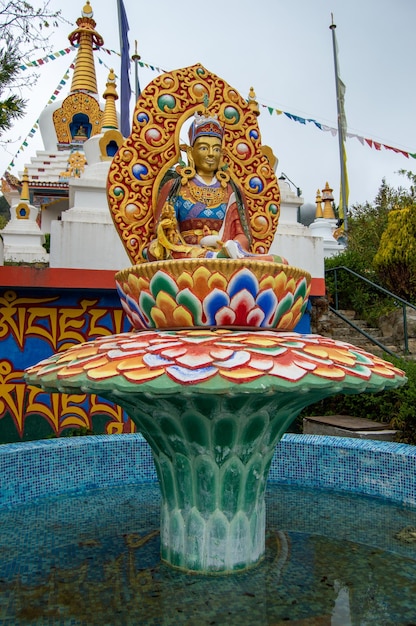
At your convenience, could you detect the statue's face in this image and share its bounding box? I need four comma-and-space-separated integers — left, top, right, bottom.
191, 136, 222, 178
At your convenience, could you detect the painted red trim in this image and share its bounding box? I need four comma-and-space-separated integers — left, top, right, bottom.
0, 266, 118, 290
0, 266, 326, 295
310, 277, 325, 296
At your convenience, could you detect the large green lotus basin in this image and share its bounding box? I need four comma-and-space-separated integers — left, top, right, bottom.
25, 329, 406, 573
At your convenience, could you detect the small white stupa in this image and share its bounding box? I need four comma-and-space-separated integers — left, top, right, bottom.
0, 169, 49, 264
271, 177, 324, 278
309, 182, 346, 257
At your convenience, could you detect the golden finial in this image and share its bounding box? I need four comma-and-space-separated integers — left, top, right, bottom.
104, 68, 117, 91
315, 189, 323, 218
82, 1, 93, 18
68, 1, 104, 94
132, 40, 141, 62
322, 182, 336, 218
247, 86, 260, 117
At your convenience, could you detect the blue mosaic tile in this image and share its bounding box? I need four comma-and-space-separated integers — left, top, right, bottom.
269, 434, 416, 506
0, 434, 415, 509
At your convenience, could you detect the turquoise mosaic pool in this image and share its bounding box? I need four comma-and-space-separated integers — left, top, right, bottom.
1, 434, 416, 624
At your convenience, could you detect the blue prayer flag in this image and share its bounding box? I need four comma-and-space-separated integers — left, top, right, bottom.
117, 0, 131, 137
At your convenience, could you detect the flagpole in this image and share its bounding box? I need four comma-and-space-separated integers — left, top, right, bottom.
132, 40, 141, 101
330, 14, 348, 234
117, 0, 131, 137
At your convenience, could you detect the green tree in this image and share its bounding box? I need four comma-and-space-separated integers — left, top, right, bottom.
344, 178, 404, 268
337, 175, 416, 267
325, 173, 416, 321
0, 192, 10, 228
317, 174, 416, 444
0, 47, 25, 132
0, 1, 65, 136
325, 180, 397, 315
373, 207, 416, 302
369, 171, 416, 302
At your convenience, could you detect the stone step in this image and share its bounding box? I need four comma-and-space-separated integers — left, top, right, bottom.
331, 326, 383, 341
336, 309, 357, 319
342, 340, 403, 357
336, 334, 401, 350
303, 414, 398, 441
330, 313, 380, 332
335, 328, 384, 340
314, 304, 415, 359
326, 310, 404, 356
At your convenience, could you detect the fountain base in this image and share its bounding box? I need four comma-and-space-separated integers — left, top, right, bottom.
160, 501, 265, 573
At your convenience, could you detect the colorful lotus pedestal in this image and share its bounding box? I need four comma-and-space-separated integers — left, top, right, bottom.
115, 259, 311, 331
25, 328, 406, 574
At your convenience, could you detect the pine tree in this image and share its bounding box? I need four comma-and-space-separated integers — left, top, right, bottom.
0, 46, 25, 134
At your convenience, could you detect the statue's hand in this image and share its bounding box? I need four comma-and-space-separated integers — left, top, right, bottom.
200, 234, 222, 248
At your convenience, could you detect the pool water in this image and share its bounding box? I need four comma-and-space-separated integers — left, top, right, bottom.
1, 483, 416, 625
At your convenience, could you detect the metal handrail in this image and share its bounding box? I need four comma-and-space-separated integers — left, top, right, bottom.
328, 306, 398, 357
325, 265, 416, 356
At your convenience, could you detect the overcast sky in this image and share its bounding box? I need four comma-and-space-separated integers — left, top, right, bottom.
2, 0, 415, 209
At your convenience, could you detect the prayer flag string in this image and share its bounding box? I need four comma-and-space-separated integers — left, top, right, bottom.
7, 47, 415, 173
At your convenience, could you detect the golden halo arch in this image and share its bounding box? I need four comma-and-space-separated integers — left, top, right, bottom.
107, 63, 281, 264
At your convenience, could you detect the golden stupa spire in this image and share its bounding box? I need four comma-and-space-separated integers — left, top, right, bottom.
20, 168, 30, 202
315, 189, 323, 218
101, 69, 119, 130
15, 169, 30, 219
68, 2, 104, 94
322, 182, 336, 218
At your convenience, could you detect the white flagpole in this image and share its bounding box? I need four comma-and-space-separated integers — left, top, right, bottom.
330, 14, 348, 234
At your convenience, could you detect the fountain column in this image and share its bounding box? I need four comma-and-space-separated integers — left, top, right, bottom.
125, 392, 286, 572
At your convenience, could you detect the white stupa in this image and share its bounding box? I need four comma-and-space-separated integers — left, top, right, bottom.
0, 169, 49, 264
0, 1, 326, 290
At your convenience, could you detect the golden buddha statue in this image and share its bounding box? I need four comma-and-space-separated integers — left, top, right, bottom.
107, 63, 285, 265
108, 64, 311, 334
147, 111, 287, 264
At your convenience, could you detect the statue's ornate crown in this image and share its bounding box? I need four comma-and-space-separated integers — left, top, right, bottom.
188, 111, 224, 146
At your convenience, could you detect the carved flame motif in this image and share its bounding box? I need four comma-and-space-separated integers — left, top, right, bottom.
107, 64, 281, 264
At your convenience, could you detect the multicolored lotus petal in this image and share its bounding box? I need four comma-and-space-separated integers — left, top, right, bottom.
116, 259, 312, 331
25, 329, 406, 391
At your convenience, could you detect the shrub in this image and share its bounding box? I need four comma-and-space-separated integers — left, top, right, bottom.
324, 251, 394, 326
43, 233, 50, 253
374, 208, 416, 303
